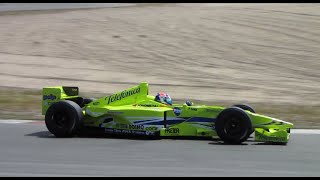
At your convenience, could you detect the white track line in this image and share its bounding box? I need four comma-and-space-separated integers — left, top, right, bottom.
0, 120, 37, 124
0, 120, 319, 134
290, 129, 320, 134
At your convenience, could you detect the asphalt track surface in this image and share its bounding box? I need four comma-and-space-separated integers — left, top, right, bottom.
0, 3, 136, 12
0, 120, 319, 177
0, 4, 319, 176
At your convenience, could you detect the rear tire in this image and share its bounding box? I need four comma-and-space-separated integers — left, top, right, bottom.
45, 100, 84, 138
215, 107, 252, 144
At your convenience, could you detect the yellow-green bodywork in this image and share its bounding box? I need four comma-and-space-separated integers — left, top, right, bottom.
42, 82, 294, 143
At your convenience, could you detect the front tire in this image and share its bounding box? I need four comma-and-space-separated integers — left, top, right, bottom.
215, 107, 252, 144
45, 100, 84, 138
232, 104, 255, 136
232, 104, 255, 113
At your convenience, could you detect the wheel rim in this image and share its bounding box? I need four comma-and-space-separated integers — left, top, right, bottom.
224, 116, 244, 137
52, 109, 68, 128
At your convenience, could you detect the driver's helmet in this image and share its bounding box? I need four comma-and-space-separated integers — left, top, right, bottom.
155, 92, 172, 105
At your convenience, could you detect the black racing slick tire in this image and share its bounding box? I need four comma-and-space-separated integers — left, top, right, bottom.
45, 100, 84, 138
215, 107, 252, 144
232, 104, 255, 135
232, 104, 255, 113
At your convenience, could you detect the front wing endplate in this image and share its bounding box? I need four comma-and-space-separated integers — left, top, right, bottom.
254, 128, 290, 143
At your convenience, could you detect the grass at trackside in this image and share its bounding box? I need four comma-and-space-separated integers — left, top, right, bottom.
0, 87, 42, 120
0, 87, 319, 129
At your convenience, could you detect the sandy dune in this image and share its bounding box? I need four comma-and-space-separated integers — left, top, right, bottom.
0, 3, 319, 107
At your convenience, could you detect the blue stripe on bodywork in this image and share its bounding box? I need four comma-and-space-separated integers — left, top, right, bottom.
133, 119, 162, 124
133, 117, 215, 125
142, 119, 186, 125
186, 117, 216, 123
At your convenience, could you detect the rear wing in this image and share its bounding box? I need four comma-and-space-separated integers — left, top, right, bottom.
42, 86, 79, 115
89, 82, 150, 107
42, 82, 150, 115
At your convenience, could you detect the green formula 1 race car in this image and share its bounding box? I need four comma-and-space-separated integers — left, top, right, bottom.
42, 82, 294, 144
